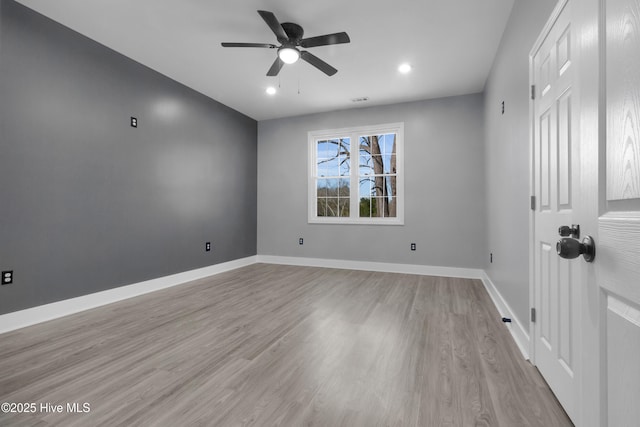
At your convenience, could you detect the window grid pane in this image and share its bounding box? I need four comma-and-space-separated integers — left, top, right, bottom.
315, 137, 350, 218
357, 133, 397, 218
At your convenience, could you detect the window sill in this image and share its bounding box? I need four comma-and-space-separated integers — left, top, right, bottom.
308, 218, 404, 226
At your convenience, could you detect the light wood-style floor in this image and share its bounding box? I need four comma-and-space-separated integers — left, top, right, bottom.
0, 264, 572, 426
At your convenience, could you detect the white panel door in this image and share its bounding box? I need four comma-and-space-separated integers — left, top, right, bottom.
531, 0, 579, 422
601, 0, 640, 424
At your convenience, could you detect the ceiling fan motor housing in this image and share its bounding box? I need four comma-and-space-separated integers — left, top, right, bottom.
281, 22, 304, 43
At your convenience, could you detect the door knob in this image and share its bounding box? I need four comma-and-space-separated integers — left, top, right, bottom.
558, 224, 580, 238
556, 236, 596, 262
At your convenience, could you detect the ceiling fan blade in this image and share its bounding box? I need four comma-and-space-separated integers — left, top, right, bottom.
300, 51, 338, 76
257, 10, 289, 43
221, 42, 277, 48
267, 57, 285, 76
300, 32, 350, 48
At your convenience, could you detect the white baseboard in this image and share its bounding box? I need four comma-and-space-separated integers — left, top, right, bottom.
256, 255, 485, 279
480, 271, 530, 359
0, 256, 258, 334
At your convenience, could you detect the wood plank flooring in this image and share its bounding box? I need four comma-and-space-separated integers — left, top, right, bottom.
0, 264, 572, 426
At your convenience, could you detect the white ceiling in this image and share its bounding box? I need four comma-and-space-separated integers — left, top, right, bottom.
16, 0, 515, 121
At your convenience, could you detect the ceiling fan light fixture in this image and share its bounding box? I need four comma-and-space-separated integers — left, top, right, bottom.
278, 47, 300, 64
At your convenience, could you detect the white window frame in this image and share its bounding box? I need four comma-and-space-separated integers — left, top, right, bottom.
308, 122, 404, 225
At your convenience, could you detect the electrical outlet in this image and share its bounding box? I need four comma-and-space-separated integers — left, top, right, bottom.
2, 270, 13, 285
490, 253, 493, 263
299, 238, 304, 245
130, 117, 138, 128
205, 242, 211, 252
410, 243, 416, 251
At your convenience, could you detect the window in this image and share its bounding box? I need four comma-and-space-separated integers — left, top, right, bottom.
308, 123, 404, 224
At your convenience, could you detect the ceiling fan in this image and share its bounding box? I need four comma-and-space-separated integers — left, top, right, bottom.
221, 10, 350, 77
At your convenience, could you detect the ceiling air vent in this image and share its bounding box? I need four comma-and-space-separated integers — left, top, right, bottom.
351, 97, 370, 103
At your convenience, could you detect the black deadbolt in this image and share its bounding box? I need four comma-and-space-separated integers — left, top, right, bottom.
558, 224, 580, 238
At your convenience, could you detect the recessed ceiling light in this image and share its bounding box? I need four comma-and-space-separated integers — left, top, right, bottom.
266, 86, 277, 95
398, 63, 412, 74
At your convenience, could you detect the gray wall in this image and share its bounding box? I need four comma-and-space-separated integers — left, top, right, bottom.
0, 1, 257, 315
258, 94, 486, 268
483, 0, 557, 326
